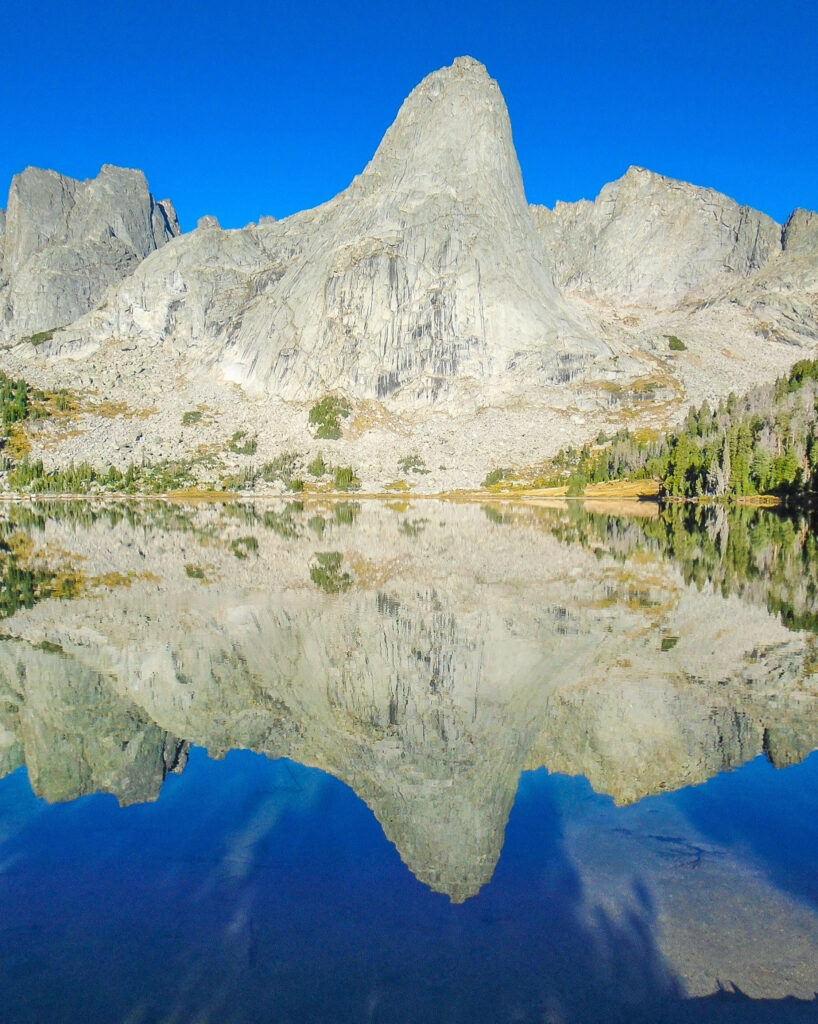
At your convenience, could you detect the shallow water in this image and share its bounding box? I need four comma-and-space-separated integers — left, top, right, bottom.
1, 499, 817, 1022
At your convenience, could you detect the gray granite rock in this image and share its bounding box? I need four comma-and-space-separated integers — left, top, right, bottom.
0, 164, 179, 339
783, 207, 818, 254
530, 165, 782, 304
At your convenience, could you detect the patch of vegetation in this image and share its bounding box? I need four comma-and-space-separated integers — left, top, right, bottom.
525, 358, 818, 500
7, 457, 198, 495
228, 430, 258, 455
308, 454, 328, 477
182, 410, 203, 426
660, 635, 679, 651
333, 466, 360, 491
397, 454, 429, 475
230, 536, 259, 559
310, 551, 352, 593
667, 335, 687, 352
482, 467, 514, 488
185, 564, 205, 579
260, 452, 303, 491
309, 396, 351, 440
26, 329, 55, 347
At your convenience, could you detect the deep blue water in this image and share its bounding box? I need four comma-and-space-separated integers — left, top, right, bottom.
1, 747, 817, 1024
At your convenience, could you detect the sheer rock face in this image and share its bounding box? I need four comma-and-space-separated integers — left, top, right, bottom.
530, 166, 782, 305
50, 58, 608, 402
0, 164, 179, 339
783, 208, 818, 254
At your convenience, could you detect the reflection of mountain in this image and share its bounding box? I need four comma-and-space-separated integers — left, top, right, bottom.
1, 500, 816, 901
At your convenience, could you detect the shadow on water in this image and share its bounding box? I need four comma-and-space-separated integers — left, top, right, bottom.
672, 750, 818, 913
0, 754, 815, 1024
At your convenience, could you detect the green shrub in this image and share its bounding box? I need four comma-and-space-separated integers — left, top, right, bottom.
309, 396, 351, 440
397, 454, 429, 475
182, 410, 203, 426
308, 455, 328, 476
482, 467, 513, 488
185, 564, 205, 579
228, 430, 257, 455
667, 335, 687, 351
333, 466, 360, 491
27, 330, 55, 346
260, 452, 303, 490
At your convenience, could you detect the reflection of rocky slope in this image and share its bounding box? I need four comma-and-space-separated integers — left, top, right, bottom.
1, 501, 816, 900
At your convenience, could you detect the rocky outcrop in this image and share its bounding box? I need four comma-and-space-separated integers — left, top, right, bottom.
48, 58, 609, 402
530, 166, 782, 305
783, 208, 818, 254
0, 164, 179, 339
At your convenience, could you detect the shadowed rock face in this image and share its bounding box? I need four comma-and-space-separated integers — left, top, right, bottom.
0, 164, 179, 338
1, 501, 817, 902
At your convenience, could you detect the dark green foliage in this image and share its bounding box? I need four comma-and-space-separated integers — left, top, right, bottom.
667, 335, 687, 351
482, 505, 511, 525
8, 457, 197, 494
537, 357, 818, 500
228, 430, 257, 455
308, 455, 328, 477
310, 551, 352, 593
538, 501, 818, 635
185, 564, 205, 579
26, 330, 55, 346
260, 452, 303, 490
399, 517, 429, 537
307, 515, 326, 537
482, 467, 514, 488
333, 466, 360, 491
261, 502, 304, 539
309, 396, 351, 440
182, 410, 203, 425
397, 454, 429, 475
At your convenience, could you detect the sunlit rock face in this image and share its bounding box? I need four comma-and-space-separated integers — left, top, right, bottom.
46, 58, 604, 402
0, 164, 179, 339
1, 501, 816, 900
530, 166, 782, 306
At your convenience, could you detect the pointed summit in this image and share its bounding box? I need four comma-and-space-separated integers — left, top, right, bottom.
359, 57, 526, 209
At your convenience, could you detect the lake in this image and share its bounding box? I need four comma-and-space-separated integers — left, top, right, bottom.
1, 498, 817, 1023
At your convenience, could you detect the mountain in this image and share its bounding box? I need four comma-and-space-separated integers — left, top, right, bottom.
0, 164, 179, 341
0, 58, 816, 491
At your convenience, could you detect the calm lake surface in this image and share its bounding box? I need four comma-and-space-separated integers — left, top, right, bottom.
1, 498, 818, 1023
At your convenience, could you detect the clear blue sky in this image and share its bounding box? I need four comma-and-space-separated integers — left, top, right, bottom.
3, 0, 816, 231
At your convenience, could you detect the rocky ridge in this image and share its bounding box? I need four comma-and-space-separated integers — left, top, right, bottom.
0, 58, 816, 491
0, 164, 179, 340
